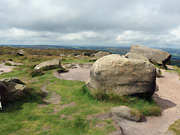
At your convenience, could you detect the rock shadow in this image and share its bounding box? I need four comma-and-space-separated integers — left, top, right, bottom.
153, 93, 176, 111
0, 88, 46, 113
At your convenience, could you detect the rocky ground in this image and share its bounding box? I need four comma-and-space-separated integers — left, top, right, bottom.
1, 59, 180, 135
54, 65, 180, 135
0, 63, 14, 75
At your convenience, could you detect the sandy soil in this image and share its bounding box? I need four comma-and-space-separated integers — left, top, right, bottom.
54, 64, 91, 82
0, 63, 14, 75
54, 65, 180, 135
114, 68, 180, 135
0, 61, 23, 75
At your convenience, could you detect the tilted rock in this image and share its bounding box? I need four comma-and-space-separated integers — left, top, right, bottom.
89, 51, 111, 62
125, 52, 149, 61
130, 45, 171, 67
86, 54, 156, 97
94, 51, 111, 58
111, 106, 142, 122
34, 59, 61, 71
0, 78, 26, 103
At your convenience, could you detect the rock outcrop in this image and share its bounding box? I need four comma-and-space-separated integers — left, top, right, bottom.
0, 78, 26, 103
86, 54, 156, 97
130, 45, 171, 68
111, 106, 142, 122
94, 51, 111, 58
34, 59, 61, 71
125, 52, 149, 61
89, 51, 111, 62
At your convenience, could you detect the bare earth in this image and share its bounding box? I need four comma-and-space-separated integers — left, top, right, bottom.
55, 65, 180, 135
54, 64, 91, 82
0, 63, 14, 75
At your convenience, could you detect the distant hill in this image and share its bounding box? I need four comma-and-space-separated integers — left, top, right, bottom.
1, 45, 180, 67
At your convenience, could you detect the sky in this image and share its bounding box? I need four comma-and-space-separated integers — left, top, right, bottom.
0, 0, 180, 48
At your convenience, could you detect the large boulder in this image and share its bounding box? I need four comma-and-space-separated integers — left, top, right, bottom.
130, 45, 171, 68
0, 78, 26, 103
125, 52, 149, 61
94, 51, 111, 58
86, 54, 156, 97
34, 59, 61, 71
89, 51, 111, 62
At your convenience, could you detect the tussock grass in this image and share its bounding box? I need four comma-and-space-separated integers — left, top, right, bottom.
82, 86, 161, 116
0, 49, 161, 134
169, 120, 180, 135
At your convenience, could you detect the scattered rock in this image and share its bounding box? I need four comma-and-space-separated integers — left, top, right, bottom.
34, 59, 61, 71
130, 45, 171, 68
79, 63, 93, 68
60, 54, 65, 57
86, 54, 156, 98
111, 106, 142, 122
16, 49, 24, 56
67, 53, 79, 57
94, 51, 111, 58
82, 52, 91, 56
0, 78, 26, 103
125, 52, 149, 61
74, 55, 81, 58
90, 51, 111, 61
62, 63, 77, 69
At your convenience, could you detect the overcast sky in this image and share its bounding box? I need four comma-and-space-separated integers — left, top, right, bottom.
0, 0, 180, 48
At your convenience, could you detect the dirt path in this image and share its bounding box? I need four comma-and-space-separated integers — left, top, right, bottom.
54, 65, 180, 135
0, 63, 14, 75
0, 61, 23, 75
115, 68, 180, 135
54, 64, 91, 82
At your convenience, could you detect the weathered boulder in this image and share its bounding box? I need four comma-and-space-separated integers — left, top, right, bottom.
86, 54, 156, 97
17, 49, 24, 56
94, 51, 111, 58
60, 54, 65, 57
89, 51, 111, 62
34, 59, 61, 71
130, 45, 171, 67
0, 78, 26, 103
62, 63, 77, 69
82, 52, 91, 57
111, 106, 142, 122
125, 52, 149, 61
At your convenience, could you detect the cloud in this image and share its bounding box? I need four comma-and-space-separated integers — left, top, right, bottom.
0, 0, 180, 48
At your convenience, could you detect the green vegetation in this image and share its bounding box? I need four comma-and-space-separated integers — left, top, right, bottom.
4, 62, 12, 66
82, 86, 161, 116
169, 120, 180, 135
0, 46, 161, 135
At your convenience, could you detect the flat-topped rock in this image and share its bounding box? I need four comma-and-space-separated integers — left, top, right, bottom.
34, 59, 61, 71
130, 45, 171, 68
0, 78, 26, 103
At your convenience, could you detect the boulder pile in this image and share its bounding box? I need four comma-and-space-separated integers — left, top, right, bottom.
129, 45, 171, 68
34, 59, 61, 71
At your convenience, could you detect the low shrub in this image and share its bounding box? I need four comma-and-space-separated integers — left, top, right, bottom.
31, 69, 44, 77
5, 62, 12, 66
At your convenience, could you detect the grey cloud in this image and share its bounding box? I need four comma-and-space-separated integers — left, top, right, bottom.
0, 0, 180, 47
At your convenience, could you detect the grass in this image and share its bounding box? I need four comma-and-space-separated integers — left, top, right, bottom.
0, 50, 161, 135
169, 120, 180, 135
